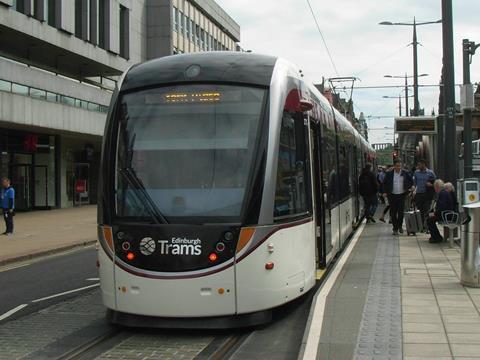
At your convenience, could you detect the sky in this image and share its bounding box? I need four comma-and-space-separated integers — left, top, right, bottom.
215, 0, 480, 144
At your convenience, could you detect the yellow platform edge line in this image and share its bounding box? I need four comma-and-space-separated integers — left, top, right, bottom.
316, 268, 326, 280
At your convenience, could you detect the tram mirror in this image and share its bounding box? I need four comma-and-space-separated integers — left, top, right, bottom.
300, 99, 313, 112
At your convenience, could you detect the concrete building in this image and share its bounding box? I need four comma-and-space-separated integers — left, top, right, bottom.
0, 0, 240, 210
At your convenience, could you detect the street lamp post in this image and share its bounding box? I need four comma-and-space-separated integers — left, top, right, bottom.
382, 94, 408, 117
462, 39, 480, 179
380, 18, 442, 116
384, 73, 428, 116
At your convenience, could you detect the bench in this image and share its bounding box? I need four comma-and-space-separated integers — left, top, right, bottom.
438, 210, 461, 248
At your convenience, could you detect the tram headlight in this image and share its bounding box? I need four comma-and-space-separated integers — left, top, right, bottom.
216, 242, 226, 252
223, 231, 234, 241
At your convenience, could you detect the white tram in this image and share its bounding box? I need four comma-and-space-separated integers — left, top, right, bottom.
97, 52, 375, 328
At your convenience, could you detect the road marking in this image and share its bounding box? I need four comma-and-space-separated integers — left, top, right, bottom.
302, 220, 366, 360
31, 283, 100, 303
0, 262, 31, 273
86, 278, 100, 281
0, 304, 28, 321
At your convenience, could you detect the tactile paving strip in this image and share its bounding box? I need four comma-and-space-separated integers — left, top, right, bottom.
354, 235, 402, 360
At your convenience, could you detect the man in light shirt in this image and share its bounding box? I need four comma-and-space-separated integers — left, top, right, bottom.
413, 159, 436, 226
382, 159, 414, 235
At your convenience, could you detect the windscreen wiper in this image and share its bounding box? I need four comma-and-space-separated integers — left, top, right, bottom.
118, 167, 169, 224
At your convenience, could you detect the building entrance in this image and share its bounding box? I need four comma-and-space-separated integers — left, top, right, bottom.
10, 154, 32, 211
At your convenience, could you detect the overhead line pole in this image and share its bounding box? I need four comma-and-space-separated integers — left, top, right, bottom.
442, 0, 457, 183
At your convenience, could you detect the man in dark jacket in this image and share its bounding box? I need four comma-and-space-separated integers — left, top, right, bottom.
382, 159, 414, 235
359, 163, 378, 223
427, 179, 455, 243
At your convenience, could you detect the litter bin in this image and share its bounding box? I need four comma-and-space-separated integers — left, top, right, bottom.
461, 202, 480, 287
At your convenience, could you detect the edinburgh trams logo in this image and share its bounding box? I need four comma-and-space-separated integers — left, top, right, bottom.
139, 237, 156, 255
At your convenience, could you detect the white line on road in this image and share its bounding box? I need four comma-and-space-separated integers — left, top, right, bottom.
301, 220, 366, 360
0, 304, 28, 321
86, 278, 100, 281
0, 262, 31, 273
31, 283, 100, 303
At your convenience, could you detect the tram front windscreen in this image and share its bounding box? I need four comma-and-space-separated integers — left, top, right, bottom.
113, 84, 267, 224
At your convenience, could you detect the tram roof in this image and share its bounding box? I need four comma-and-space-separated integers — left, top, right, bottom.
121, 52, 278, 91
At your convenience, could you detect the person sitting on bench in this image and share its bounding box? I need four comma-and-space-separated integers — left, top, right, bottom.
427, 179, 455, 243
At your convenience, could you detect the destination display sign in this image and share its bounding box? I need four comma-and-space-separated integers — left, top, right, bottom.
394, 116, 437, 134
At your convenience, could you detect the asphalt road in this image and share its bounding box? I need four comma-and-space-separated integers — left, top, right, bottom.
0, 246, 98, 322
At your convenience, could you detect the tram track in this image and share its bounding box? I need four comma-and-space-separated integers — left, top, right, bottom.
195, 332, 250, 360
54, 327, 130, 360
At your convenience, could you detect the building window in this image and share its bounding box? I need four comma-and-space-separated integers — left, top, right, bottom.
179, 11, 185, 34
185, 16, 190, 39
0, 80, 11, 92
60, 95, 75, 106
47, 0, 57, 27
119, 4, 129, 59
189, 19, 194, 42
75, 0, 84, 39
89, 0, 98, 45
200, 29, 205, 50
30, 88, 47, 100
172, 7, 178, 32
12, 83, 29, 96
12, 0, 25, 13
195, 24, 200, 46
33, 0, 45, 21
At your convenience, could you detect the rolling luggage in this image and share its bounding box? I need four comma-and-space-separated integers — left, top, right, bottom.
404, 207, 423, 236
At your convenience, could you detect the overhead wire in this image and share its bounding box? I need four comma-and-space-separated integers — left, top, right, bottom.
305, 0, 339, 76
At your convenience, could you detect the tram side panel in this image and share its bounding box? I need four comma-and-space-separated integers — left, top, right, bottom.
112, 264, 236, 317
235, 221, 316, 314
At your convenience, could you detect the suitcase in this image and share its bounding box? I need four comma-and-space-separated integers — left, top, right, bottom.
404, 209, 423, 235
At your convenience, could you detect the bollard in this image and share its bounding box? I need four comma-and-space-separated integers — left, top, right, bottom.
461, 202, 480, 287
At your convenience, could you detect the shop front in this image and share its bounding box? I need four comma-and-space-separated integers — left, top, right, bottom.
0, 129, 58, 211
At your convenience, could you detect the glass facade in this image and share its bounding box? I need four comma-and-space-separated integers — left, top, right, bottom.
172, 1, 237, 54
0, 78, 109, 113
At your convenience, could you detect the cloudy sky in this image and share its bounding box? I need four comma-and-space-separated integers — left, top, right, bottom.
215, 0, 480, 144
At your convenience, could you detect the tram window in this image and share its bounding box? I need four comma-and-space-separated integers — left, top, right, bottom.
321, 123, 338, 208
274, 112, 309, 219
115, 84, 267, 222
337, 139, 351, 201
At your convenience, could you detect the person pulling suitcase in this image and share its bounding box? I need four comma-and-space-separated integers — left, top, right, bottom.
382, 159, 414, 235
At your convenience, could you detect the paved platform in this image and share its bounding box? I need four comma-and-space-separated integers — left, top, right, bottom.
303, 219, 480, 360
0, 205, 97, 265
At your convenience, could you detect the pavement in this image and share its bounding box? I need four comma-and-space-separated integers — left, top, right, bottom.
0, 205, 97, 266
302, 217, 480, 360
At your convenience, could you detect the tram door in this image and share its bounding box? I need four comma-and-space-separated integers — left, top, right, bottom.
310, 121, 326, 268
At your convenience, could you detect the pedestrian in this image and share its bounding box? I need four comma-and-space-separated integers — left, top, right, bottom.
444, 182, 459, 213
427, 179, 455, 243
413, 159, 436, 227
1, 177, 15, 236
382, 159, 414, 235
359, 163, 378, 223
378, 165, 392, 223
377, 167, 386, 204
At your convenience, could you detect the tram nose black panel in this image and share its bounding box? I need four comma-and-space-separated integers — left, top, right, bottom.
113, 225, 240, 272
